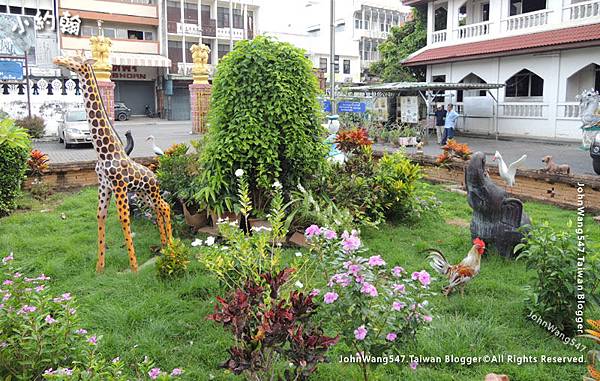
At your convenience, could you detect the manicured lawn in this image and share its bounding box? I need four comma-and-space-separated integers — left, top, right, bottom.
0, 186, 597, 380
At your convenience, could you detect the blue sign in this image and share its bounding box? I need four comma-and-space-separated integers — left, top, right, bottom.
337, 101, 366, 113
322, 99, 332, 113
0, 61, 23, 80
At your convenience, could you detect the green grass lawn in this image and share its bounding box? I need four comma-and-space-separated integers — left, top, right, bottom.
0, 186, 597, 381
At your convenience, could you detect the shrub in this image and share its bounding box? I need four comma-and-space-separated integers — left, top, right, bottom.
335, 128, 372, 154
516, 222, 600, 336
197, 36, 327, 215
28, 149, 51, 200
436, 139, 472, 165
208, 268, 338, 380
375, 151, 439, 220
157, 140, 203, 207
0, 118, 30, 216
16, 116, 45, 139
305, 228, 435, 381
156, 239, 191, 280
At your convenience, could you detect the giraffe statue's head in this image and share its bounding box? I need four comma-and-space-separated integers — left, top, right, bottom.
53, 53, 95, 77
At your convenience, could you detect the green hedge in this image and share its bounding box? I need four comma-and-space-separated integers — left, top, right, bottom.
0, 119, 30, 216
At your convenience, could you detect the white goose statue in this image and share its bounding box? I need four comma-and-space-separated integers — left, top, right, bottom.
146, 135, 164, 156
492, 151, 527, 188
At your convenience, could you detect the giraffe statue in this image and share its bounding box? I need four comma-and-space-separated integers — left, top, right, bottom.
53, 54, 172, 273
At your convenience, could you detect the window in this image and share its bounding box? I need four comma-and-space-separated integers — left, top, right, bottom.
343, 59, 350, 74
217, 7, 229, 28
481, 3, 490, 21
127, 30, 143, 40
218, 44, 230, 60
510, 0, 546, 16
434, 5, 447, 31
505, 69, 544, 98
432, 75, 446, 102
233, 9, 243, 29
320, 57, 327, 73
144, 31, 153, 40
104, 28, 116, 38
458, 4, 467, 26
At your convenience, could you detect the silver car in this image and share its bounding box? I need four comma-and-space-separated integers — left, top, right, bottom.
58, 110, 92, 149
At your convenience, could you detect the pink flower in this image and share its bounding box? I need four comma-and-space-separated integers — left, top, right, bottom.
354, 275, 365, 284
410, 360, 418, 370
2, 280, 12, 286
2, 254, 13, 264
323, 229, 337, 240
367, 255, 386, 267
148, 368, 161, 379
171, 368, 183, 376
75, 328, 87, 335
305, 225, 322, 238
35, 285, 45, 293
360, 282, 378, 297
329, 273, 351, 287
87, 336, 97, 345
412, 270, 431, 286
112, 357, 120, 363
342, 235, 361, 252
45, 315, 57, 324
392, 266, 405, 277
393, 283, 405, 293
423, 315, 433, 322
386, 332, 397, 341
61, 293, 72, 301
392, 301, 405, 311
13, 272, 22, 278
37, 274, 50, 281
17, 305, 36, 314
354, 325, 367, 340
323, 292, 339, 304
347, 264, 361, 275
2, 293, 11, 302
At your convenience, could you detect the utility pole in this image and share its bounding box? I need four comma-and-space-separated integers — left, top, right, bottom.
229, 0, 234, 51
329, 0, 335, 114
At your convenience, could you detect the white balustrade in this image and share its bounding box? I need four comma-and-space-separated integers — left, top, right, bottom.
432, 30, 447, 43
217, 28, 245, 40
455, 21, 492, 39
564, 0, 600, 21
502, 9, 552, 31
500, 103, 547, 118
557, 102, 581, 119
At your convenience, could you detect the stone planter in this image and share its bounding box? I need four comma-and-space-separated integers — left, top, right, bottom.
288, 231, 309, 247
181, 202, 208, 228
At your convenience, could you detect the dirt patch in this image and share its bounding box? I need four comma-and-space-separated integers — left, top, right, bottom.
446, 218, 470, 228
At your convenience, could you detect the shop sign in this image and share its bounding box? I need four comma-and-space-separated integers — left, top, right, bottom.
111, 65, 157, 81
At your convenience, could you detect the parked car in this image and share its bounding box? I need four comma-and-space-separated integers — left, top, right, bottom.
57, 110, 91, 149
591, 132, 600, 175
115, 102, 131, 121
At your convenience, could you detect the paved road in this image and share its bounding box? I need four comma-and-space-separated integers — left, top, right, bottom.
36, 118, 598, 176
35, 117, 196, 164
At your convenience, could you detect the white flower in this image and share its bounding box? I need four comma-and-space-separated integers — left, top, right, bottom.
235, 169, 244, 177
191, 238, 203, 247
251, 226, 272, 232
272, 181, 282, 189
294, 252, 303, 257
294, 281, 304, 289
297, 183, 306, 193
205, 236, 216, 246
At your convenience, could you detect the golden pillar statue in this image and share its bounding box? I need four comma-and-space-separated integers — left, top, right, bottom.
190, 43, 210, 84
89, 35, 113, 82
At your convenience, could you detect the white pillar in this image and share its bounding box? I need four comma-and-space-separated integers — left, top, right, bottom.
243, 4, 248, 39
180, 0, 186, 66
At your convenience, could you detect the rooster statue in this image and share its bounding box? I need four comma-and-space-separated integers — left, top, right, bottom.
427, 238, 486, 296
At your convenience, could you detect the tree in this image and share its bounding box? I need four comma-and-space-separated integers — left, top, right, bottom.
370, 6, 427, 83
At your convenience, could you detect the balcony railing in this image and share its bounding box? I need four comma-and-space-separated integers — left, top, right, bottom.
500, 102, 547, 118
217, 28, 245, 39
166, 19, 217, 37
564, 0, 600, 21
455, 21, 491, 39
502, 9, 552, 31
432, 30, 447, 43
557, 102, 581, 119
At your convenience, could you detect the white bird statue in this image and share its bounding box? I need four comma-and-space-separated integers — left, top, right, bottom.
146, 135, 164, 156
492, 151, 527, 188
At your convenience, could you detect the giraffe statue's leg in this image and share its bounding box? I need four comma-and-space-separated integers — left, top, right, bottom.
150, 191, 172, 245
114, 188, 138, 272
96, 181, 111, 273
141, 192, 167, 246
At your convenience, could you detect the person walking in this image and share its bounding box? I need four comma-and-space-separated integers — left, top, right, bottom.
441, 103, 459, 145
434, 105, 447, 144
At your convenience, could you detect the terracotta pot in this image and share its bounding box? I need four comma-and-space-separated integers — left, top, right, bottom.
288, 231, 309, 247
181, 203, 208, 228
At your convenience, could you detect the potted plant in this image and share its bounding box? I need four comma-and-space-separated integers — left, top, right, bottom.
398, 125, 418, 147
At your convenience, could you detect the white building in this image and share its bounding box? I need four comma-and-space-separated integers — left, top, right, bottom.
403, 0, 600, 140
260, 0, 411, 84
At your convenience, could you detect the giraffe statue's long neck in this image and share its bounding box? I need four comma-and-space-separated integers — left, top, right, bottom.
80, 65, 125, 158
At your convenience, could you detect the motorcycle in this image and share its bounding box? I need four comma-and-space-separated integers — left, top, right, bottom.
144, 104, 159, 118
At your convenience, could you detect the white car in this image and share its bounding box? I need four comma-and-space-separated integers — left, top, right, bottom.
58, 110, 91, 149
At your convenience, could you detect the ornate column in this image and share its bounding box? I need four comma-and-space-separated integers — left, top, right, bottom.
89, 35, 115, 122
189, 43, 211, 134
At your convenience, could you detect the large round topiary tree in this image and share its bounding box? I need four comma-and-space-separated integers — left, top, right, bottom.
196, 36, 327, 214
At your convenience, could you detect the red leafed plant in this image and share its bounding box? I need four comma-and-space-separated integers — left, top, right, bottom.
27, 149, 49, 177
208, 268, 338, 381
335, 128, 372, 154
436, 139, 472, 166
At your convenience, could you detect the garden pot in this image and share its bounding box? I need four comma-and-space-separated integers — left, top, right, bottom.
398, 137, 418, 147
288, 231, 309, 247
181, 202, 208, 228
